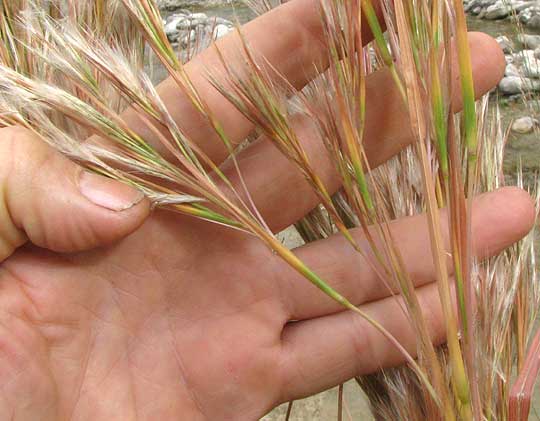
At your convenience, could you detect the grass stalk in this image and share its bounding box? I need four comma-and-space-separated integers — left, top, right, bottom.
360, 0, 406, 102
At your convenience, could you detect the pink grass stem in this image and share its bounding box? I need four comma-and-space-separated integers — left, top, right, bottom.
509, 329, 540, 421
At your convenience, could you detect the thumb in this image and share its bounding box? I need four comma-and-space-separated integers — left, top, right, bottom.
0, 126, 150, 258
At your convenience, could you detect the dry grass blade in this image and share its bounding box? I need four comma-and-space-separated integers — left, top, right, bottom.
509, 330, 540, 421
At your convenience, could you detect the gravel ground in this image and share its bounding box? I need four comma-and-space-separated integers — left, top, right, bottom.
263, 381, 373, 421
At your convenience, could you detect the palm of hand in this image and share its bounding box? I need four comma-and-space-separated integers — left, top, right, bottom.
0, 211, 303, 421
3, 187, 533, 421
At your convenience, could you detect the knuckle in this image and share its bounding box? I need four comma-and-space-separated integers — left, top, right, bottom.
0, 126, 54, 181
349, 314, 379, 374
0, 127, 61, 254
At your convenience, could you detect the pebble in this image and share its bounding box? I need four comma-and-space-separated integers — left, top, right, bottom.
497, 35, 515, 53
512, 116, 538, 133
157, 0, 227, 10
472, 0, 540, 137
162, 11, 234, 47
465, 0, 540, 29
499, 76, 540, 95
518, 33, 540, 49
505, 62, 521, 76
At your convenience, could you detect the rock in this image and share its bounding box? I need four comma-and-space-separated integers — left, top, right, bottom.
162, 10, 234, 50
519, 4, 537, 23
518, 34, 540, 49
177, 16, 208, 30
213, 23, 232, 39
190, 12, 211, 20
527, 13, 540, 28
513, 49, 537, 65
506, 63, 521, 77
523, 57, 540, 78
157, 0, 229, 11
465, 0, 540, 31
215, 17, 233, 25
514, 49, 540, 78
484, 3, 511, 20
511, 47, 540, 78
499, 76, 540, 95
180, 29, 197, 47
165, 14, 186, 41
499, 76, 522, 95
168, 31, 181, 43
512, 116, 538, 133
514, 1, 539, 13
497, 35, 515, 54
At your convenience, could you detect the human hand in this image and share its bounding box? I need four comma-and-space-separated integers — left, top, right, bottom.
0, 1, 533, 420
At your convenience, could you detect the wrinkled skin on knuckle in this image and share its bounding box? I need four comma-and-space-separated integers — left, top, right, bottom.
0, 127, 40, 258
2, 128, 65, 251
0, 127, 108, 252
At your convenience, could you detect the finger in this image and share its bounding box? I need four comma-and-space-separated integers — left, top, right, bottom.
281, 187, 535, 320
0, 127, 150, 259
278, 282, 446, 401
120, 0, 382, 163
221, 31, 506, 233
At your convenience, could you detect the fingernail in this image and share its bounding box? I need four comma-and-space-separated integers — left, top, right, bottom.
79, 171, 144, 212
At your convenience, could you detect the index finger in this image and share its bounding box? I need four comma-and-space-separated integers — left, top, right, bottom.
121, 0, 382, 163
